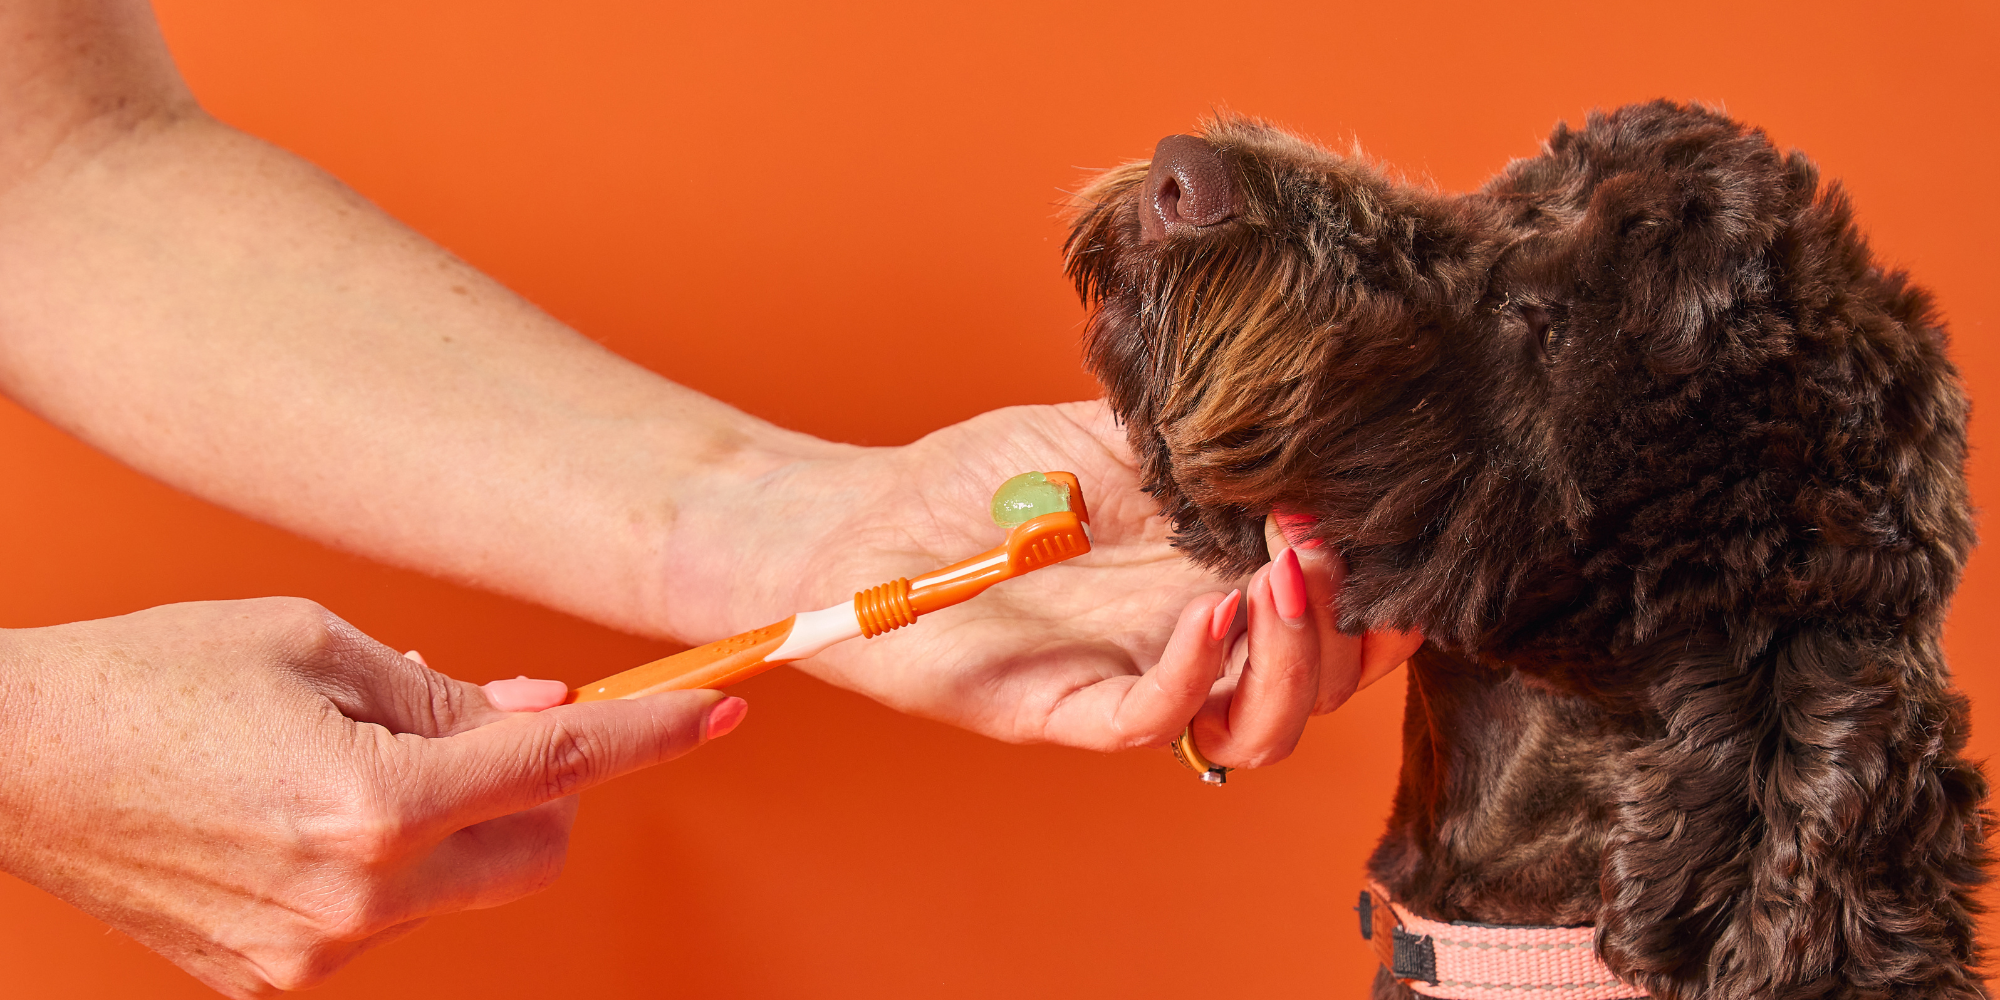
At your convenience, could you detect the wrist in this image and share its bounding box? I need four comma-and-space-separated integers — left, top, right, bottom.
0, 625, 68, 884
644, 421, 873, 641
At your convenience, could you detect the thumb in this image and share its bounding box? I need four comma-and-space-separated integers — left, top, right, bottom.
403, 691, 747, 830
1358, 629, 1423, 689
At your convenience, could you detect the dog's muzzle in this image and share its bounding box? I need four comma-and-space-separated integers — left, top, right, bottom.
1359, 883, 1647, 1000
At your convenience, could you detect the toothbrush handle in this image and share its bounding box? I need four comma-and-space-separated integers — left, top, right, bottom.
569, 480, 1094, 703
567, 617, 796, 703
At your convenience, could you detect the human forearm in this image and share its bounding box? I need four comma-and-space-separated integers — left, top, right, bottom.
0, 14, 834, 637
0, 2, 1413, 772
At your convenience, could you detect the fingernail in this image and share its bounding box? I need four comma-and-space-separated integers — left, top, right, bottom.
1209, 590, 1242, 642
403, 649, 428, 666
483, 677, 570, 712
1273, 509, 1323, 550
1272, 547, 1308, 621
705, 697, 749, 740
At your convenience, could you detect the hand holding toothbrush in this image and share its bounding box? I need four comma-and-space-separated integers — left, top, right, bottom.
651, 400, 1423, 768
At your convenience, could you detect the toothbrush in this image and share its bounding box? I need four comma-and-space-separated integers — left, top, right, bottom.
568, 471, 1093, 703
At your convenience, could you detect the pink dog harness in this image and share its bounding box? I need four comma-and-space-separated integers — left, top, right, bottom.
1360, 883, 1646, 1000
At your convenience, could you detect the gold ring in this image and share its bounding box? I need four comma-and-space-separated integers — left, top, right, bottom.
1170, 726, 1230, 785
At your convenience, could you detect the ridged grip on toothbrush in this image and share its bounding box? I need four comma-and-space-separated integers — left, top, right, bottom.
854, 578, 917, 637
1019, 527, 1086, 570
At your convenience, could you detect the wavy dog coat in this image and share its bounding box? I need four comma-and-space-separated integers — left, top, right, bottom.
1066, 102, 1985, 999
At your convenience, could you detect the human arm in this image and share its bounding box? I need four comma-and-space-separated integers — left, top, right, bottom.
0, 3, 1416, 994
0, 0, 820, 639
0, 0, 1413, 758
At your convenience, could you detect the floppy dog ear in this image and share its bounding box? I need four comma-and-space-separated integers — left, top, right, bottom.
1555, 107, 1811, 376
1597, 626, 1986, 999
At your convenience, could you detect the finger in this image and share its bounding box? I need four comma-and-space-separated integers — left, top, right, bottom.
1265, 509, 1322, 556
296, 613, 505, 738
403, 796, 579, 915
293, 917, 431, 977
200, 914, 429, 998
1293, 545, 1364, 713
1358, 627, 1425, 689
313, 618, 564, 735
1268, 514, 1368, 713
348, 916, 430, 954
1265, 514, 1290, 559
404, 691, 739, 830
482, 676, 571, 712
1041, 590, 1236, 751
1205, 549, 1321, 768
271, 918, 432, 994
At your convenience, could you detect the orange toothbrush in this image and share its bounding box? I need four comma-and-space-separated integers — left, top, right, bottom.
568, 471, 1092, 703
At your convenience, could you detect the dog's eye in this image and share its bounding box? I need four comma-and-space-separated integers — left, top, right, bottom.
1522, 305, 1561, 359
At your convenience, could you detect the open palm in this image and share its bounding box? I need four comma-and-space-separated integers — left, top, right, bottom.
662, 400, 1228, 750
659, 399, 1417, 762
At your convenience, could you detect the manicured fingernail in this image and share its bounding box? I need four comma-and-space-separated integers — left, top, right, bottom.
483, 677, 570, 712
1210, 589, 1242, 642
1272, 547, 1308, 621
403, 649, 428, 666
705, 697, 749, 740
1273, 509, 1323, 549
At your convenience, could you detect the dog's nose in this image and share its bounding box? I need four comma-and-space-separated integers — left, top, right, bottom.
1139, 134, 1238, 242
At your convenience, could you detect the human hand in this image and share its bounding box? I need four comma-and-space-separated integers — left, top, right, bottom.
659, 399, 1417, 763
0, 598, 743, 998
1177, 516, 1424, 769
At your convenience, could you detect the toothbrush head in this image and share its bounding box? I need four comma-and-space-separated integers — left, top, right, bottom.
903, 471, 1095, 617
996, 471, 1091, 573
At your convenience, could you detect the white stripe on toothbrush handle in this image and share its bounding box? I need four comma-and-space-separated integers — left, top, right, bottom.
765, 602, 866, 662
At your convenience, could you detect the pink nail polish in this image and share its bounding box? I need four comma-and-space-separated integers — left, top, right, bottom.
1210, 590, 1242, 641
705, 697, 749, 740
483, 677, 570, 712
1273, 508, 1322, 549
1272, 547, 1308, 621
403, 649, 428, 666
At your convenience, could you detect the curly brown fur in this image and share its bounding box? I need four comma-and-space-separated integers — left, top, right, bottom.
1066, 102, 1985, 999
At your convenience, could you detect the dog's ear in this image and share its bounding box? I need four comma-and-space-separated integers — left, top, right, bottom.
1597, 626, 1986, 999
1554, 106, 1812, 376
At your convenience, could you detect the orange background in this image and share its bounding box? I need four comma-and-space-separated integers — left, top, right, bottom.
2, 1, 1996, 996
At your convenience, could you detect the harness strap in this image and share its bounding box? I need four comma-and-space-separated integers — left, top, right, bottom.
1359, 883, 1647, 1000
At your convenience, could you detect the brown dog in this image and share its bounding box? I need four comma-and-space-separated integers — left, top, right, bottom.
1066, 102, 1984, 999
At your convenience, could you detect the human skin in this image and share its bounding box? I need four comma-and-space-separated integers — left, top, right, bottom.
0, 598, 743, 996
0, 1, 1422, 995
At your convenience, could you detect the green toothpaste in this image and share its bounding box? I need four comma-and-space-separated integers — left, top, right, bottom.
990, 471, 1072, 526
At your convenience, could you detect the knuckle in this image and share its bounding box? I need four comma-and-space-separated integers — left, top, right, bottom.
257, 943, 350, 992
417, 669, 473, 734
489, 803, 576, 902
1114, 717, 1181, 753
536, 720, 600, 800
1248, 644, 1318, 689
517, 832, 572, 898
316, 895, 391, 943
253, 596, 339, 657
291, 878, 403, 948
1229, 741, 1297, 769
313, 789, 411, 868
261, 594, 333, 626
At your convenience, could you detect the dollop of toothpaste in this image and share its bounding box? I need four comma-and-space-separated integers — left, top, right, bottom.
989, 471, 1071, 527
